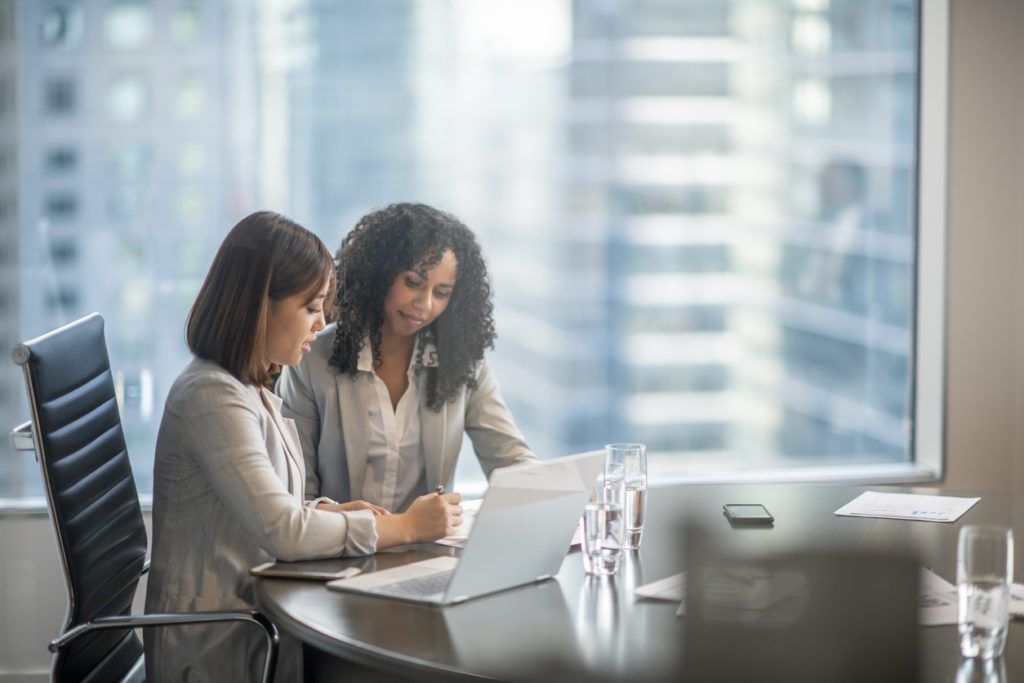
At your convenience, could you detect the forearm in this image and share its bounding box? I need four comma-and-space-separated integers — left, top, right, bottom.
375, 514, 415, 549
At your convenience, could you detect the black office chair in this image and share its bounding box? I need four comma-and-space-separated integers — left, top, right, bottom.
10, 313, 279, 683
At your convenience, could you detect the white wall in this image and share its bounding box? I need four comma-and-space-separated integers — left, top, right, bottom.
0, 513, 149, 681
941, 0, 1024, 493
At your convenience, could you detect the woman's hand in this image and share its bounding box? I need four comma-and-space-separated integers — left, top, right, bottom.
317, 500, 390, 516
376, 492, 463, 548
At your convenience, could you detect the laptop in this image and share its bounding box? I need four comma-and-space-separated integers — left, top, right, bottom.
326, 450, 605, 606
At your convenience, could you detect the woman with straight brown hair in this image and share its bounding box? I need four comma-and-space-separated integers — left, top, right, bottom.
145, 211, 462, 683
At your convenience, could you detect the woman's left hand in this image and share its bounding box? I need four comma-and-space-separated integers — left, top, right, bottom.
317, 500, 391, 516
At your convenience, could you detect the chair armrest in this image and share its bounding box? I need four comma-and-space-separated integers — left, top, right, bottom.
50, 611, 279, 683
9, 421, 34, 453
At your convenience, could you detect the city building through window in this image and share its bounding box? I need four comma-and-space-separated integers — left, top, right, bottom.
0, 0, 947, 501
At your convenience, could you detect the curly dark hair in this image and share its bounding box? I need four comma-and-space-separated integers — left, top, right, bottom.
328, 203, 496, 410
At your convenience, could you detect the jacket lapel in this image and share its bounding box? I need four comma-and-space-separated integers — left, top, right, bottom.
336, 372, 369, 501
260, 389, 303, 499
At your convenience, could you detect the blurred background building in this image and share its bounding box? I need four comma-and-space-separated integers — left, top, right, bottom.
0, 0, 918, 497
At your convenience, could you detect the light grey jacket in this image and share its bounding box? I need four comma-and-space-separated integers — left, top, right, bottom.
276, 325, 536, 504
144, 358, 375, 683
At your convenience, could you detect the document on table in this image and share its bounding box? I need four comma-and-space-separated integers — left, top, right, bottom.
834, 491, 980, 523
634, 569, 806, 618
919, 567, 1024, 625
434, 498, 582, 548
635, 572, 685, 602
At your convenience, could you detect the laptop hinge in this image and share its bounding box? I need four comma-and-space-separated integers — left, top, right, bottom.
451, 595, 470, 604
535, 574, 552, 582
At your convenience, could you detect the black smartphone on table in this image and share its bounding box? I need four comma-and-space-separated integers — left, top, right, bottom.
723, 503, 775, 526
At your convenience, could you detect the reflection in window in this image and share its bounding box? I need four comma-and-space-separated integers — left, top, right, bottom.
175, 75, 204, 120
177, 186, 204, 224
44, 77, 75, 114
176, 142, 206, 177
46, 146, 78, 173
107, 187, 141, 221
40, 5, 84, 48
107, 75, 147, 122
105, 2, 151, 50
0, 76, 12, 118
49, 239, 78, 265
47, 286, 79, 310
108, 145, 151, 180
44, 192, 77, 219
171, 6, 202, 45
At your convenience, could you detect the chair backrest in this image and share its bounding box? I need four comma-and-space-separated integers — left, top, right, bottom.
13, 313, 148, 683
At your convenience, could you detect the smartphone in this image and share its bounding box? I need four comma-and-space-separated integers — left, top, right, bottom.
723, 503, 774, 526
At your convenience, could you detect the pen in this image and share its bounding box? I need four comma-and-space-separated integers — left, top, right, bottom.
436, 485, 445, 496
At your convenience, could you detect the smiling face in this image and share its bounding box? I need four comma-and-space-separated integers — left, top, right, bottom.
264, 280, 329, 368
381, 249, 458, 340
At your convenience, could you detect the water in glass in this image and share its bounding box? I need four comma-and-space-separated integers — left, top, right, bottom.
958, 579, 1010, 658
623, 481, 647, 549
582, 501, 623, 576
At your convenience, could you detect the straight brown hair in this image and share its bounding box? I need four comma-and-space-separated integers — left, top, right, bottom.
187, 211, 333, 386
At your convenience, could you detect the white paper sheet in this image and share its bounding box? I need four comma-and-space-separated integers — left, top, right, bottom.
435, 498, 482, 548
918, 567, 959, 625
434, 498, 582, 548
634, 572, 685, 602
834, 491, 980, 523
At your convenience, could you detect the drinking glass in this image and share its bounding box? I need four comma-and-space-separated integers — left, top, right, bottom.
958, 525, 1014, 659
605, 443, 647, 550
581, 474, 624, 575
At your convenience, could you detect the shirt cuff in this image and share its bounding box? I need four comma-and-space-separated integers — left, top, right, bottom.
342, 509, 379, 556
306, 496, 338, 509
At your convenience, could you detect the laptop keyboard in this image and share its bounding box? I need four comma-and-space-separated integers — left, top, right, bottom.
368, 569, 455, 600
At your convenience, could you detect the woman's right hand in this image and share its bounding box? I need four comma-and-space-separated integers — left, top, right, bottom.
375, 492, 463, 548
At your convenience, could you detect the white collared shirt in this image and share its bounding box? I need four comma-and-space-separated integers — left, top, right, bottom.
357, 336, 437, 513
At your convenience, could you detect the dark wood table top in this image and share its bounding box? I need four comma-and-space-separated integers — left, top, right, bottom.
255, 483, 1024, 681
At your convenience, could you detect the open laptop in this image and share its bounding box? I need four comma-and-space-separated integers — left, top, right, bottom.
326, 450, 605, 606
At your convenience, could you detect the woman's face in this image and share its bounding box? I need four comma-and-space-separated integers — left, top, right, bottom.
382, 249, 458, 339
264, 280, 329, 368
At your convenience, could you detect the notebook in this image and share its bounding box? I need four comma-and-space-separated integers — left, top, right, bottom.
326, 450, 605, 606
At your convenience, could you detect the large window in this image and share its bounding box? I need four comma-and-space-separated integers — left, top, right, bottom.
0, 0, 948, 500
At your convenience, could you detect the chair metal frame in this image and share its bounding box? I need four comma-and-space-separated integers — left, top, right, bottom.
11, 314, 279, 683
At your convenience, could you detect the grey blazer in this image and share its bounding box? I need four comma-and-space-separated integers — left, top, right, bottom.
144, 358, 375, 683
276, 325, 537, 504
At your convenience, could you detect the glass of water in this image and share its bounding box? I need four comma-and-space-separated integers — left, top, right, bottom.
957, 525, 1014, 659
581, 475, 624, 576
605, 443, 647, 550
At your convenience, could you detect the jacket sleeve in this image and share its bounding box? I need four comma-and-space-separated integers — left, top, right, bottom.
276, 360, 323, 500
176, 375, 375, 559
464, 358, 538, 479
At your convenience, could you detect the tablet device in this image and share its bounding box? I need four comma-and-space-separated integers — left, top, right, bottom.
250, 560, 362, 581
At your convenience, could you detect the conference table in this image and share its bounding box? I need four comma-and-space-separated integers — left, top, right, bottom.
255, 483, 1024, 681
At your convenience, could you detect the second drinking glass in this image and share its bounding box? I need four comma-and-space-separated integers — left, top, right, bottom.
604, 443, 647, 550
957, 525, 1014, 659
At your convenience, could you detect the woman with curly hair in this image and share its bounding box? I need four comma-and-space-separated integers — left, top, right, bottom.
277, 203, 536, 513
